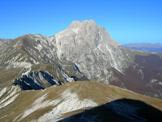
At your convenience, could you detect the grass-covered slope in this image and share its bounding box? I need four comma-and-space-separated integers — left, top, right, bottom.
0, 81, 162, 122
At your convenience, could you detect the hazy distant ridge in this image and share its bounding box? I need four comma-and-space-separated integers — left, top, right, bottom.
124, 43, 162, 52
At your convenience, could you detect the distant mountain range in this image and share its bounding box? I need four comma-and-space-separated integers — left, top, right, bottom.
124, 43, 162, 53
0, 20, 162, 121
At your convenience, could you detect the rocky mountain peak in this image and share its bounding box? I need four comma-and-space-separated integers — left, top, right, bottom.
54, 20, 130, 81
69, 20, 97, 33
55, 20, 120, 60
69, 20, 119, 46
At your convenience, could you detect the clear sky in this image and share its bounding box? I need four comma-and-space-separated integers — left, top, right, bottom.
0, 0, 162, 44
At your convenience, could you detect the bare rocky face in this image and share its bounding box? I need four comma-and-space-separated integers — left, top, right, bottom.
55, 20, 130, 80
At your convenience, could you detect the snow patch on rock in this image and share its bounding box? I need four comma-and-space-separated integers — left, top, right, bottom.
0, 86, 20, 109
0, 87, 7, 98
37, 89, 97, 122
35, 44, 43, 51
22, 67, 31, 76
7, 62, 32, 69
19, 88, 97, 122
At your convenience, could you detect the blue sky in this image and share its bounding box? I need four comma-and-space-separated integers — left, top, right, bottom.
0, 0, 162, 44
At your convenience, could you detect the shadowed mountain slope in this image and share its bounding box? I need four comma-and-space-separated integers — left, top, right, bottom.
0, 81, 162, 122
60, 98, 162, 122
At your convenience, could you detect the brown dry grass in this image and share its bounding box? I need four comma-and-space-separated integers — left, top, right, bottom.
0, 68, 20, 88
0, 81, 162, 122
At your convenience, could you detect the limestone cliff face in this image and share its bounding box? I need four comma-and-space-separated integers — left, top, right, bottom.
55, 20, 131, 81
